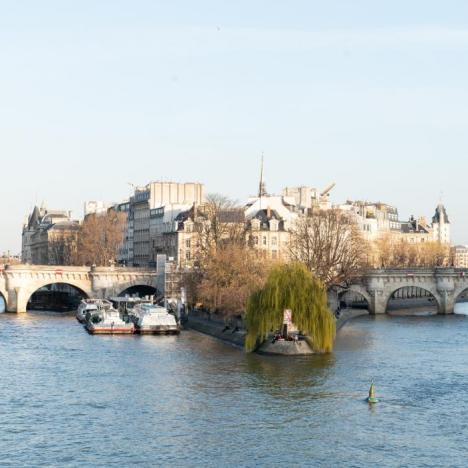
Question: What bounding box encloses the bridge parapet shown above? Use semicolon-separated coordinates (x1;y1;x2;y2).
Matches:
348;268;468;315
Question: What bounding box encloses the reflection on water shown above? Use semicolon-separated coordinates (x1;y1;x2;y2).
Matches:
0;295;5;313
244;353;336;398
0;311;467;466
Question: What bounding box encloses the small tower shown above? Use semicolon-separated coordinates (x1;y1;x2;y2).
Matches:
432;204;451;244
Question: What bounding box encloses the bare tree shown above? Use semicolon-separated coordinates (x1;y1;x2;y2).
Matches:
373;238;450;268
288;209;368;287
184;194;269;317
195;194;246;259
74;210;126;266
196;243;269;318
48;233;78;265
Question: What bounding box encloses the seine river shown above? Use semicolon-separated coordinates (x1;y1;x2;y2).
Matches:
1;302;468;467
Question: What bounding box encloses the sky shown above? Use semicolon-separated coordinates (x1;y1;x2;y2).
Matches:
1;0;468;253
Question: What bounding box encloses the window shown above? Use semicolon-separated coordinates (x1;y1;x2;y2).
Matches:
252;219;260;231
272;237;277;246
186;239;191;248
272;250;278;259
263;236;267;245
253;236;258;245
186;251;191;261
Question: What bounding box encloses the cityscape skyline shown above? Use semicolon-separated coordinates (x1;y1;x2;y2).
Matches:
2;1;468;251
2;154;465;254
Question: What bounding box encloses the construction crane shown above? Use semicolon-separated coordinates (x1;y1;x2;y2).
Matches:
320;182;336;199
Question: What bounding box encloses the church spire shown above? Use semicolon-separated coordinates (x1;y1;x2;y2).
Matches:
258;152;267;198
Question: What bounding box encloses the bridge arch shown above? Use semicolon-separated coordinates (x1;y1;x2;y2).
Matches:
384;286;441;315
22;280;93;313
0;289;6;313
452;285;468;315
118;283;160;298
338;288;371;313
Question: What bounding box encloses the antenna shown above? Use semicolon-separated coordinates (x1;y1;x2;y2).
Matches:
259;152;264;198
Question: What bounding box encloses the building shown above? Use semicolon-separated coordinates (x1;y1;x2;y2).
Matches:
245;193;298;260
282;183;335;212
22;205;80;265
127;182;205;266
338;201;401;241
453;245;468;268
395;205;451;245
398;216;432;244
160;203;246;268
84;201;114;217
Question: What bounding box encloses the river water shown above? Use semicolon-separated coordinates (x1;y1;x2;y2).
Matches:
1;305;467;467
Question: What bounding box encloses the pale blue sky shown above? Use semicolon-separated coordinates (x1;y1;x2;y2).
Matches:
2;1;468;252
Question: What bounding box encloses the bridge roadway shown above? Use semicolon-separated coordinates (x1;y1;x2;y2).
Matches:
344;268;468;315
0;264;162;313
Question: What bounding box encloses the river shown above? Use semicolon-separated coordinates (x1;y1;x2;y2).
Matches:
0;304;467;467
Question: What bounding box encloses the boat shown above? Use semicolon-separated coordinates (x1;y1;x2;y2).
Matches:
109;296;153;315
85;307;135;335
130;303;180;335
76;299;113;323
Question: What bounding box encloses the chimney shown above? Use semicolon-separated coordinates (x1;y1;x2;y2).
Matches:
267;206;271;218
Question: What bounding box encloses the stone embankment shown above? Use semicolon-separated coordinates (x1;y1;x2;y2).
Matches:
185;312;246;348
186;308;366;353
336;308;369;331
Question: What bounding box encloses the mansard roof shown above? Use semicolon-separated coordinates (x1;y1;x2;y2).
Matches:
401;217;430;234
250;209;285;230
49;221;80;231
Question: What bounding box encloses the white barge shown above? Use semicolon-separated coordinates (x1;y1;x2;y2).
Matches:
76;299;113;323
130;303;180;335
85;307;135;335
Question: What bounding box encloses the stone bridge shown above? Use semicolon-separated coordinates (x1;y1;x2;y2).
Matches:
0;264;163;312
343;268;468;315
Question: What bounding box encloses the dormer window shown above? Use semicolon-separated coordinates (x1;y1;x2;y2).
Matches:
270;219;279;231
251;219;261;231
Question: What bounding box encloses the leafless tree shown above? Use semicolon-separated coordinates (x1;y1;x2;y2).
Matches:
288;209;368;287
184;194;270;317
196;243;269;318
48;234;78;265
195;193;247;258
373;236;450;268
74;210;126;266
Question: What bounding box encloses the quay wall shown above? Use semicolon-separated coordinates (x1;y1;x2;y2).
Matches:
185;314;246;348
186;309;362;350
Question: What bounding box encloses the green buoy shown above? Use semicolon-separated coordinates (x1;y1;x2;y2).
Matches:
368;382;379;404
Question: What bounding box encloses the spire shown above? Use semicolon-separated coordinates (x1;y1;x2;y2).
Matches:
258;152;267;198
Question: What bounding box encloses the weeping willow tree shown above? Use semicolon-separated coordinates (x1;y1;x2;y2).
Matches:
245;263;336;353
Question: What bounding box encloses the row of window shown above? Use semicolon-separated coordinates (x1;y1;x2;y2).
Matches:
252;236;278;246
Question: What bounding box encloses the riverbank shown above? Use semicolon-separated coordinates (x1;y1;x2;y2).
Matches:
336;308;369;331
186;308;362;351
185;313;246;348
